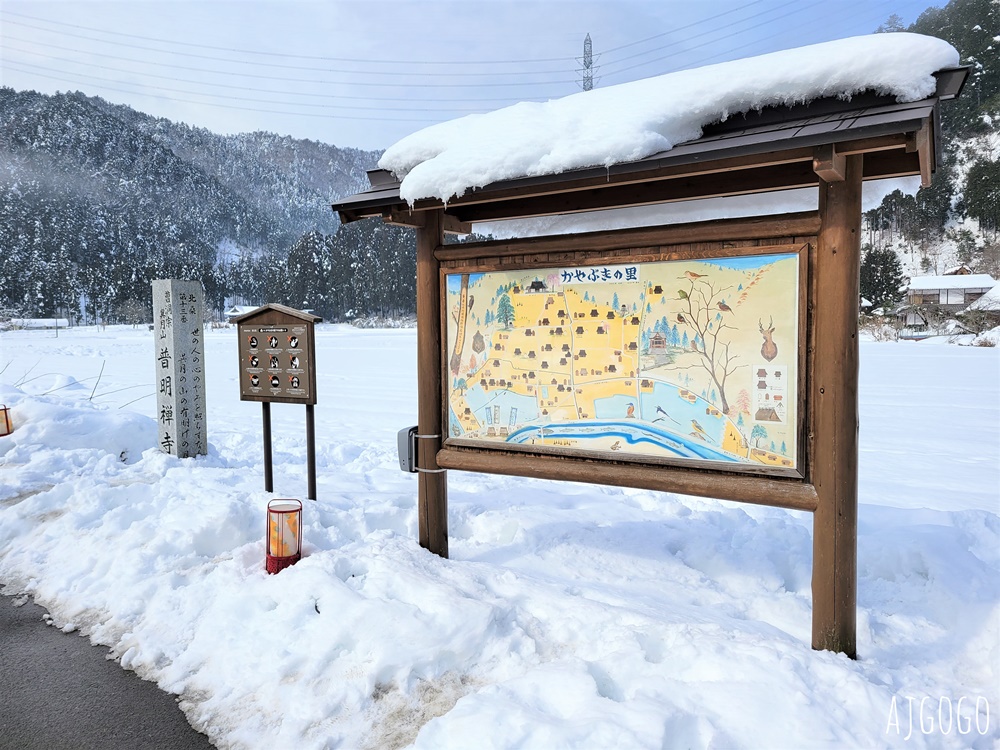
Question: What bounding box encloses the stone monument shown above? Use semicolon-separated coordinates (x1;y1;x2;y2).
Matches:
152;279;208;458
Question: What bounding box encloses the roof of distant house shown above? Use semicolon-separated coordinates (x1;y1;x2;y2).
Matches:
942;264;973;275
965;282;1000;312
906;274;996;291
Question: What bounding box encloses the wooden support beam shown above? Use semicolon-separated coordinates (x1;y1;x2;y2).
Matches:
435;212;821;262
905;123;933;186
383;208;424;229
436;448;819;512
449;161;819;224
811;154;862;658
386;209;471;235
415;210;449;558
442;214;473;236
813;144;846;182
411;148;818;213
917;124;932;188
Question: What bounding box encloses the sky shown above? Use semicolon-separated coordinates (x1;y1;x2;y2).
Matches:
0;0;949;152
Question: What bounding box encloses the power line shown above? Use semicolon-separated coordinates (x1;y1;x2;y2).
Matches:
0;63;451;123
1;43;545;105
1;60;504;113
599;0;769;55
666;0;900;76
0;36;577;89
0;19;571;78
600;0;821;79
0;11;577;67
600;0;898;80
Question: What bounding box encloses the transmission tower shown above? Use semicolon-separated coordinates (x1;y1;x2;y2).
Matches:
579;33;599;91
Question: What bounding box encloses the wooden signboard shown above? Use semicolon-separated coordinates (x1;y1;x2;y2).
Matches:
234;304;322;499
435;228;818;511
331;67;970;657
237;305;319;405
443;246;805;478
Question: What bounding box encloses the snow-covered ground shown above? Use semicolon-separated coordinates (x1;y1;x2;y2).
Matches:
1;324;997;749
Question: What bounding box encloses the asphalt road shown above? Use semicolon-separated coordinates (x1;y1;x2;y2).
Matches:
0;591;214;750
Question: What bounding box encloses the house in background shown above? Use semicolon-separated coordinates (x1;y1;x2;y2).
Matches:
900;273;996;329
224;304;258;323
962;282;1000;328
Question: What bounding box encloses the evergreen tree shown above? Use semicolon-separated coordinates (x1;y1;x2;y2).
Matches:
860;245;905;309
964;158;1000;239
497;294;515;328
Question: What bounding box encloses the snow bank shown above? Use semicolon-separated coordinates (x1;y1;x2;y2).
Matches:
379;33;959;204
0;326;997;749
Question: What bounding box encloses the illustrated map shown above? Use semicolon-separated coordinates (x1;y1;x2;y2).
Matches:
445;252;800;469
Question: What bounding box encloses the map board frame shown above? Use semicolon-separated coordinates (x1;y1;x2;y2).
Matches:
237;305;320;406
441;242;809;480
437;230;817;500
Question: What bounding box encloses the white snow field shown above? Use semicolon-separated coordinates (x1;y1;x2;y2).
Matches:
0;324;997;749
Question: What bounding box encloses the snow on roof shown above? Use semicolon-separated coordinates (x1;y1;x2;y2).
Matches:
965;283;1000;312
907;274;996;291
379;33;959;205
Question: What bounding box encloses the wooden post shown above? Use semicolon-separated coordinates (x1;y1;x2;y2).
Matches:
811;154;862;657
415;209;449;557
306;403;316;500
262;402;273;493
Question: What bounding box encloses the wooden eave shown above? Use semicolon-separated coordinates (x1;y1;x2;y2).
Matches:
332;67;968;227
232;303;323;324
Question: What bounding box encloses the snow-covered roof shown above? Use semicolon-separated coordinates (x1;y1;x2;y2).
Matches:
379;33;959;204
942;264;973;275
907;274;996;291
965;283;1000;312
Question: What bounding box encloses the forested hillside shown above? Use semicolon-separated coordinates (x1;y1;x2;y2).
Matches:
0;87;381;322
860;0;999;308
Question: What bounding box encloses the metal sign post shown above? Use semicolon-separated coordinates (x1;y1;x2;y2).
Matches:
234;304;321;499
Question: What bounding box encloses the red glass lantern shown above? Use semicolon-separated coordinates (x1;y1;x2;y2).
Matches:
266;499;302;574
0;405;12;437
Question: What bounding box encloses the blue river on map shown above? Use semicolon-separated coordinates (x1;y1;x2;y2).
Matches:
505;420;736;462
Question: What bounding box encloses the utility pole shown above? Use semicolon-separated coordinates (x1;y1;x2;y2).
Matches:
580;33;596;91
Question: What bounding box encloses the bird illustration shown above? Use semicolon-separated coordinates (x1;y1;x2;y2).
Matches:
718;301;734;314
691;419;709;436
626;403;635;418
690;340;699;351
676;313;687;324
656;405;680;425
677;289;689;300
684;271;706;280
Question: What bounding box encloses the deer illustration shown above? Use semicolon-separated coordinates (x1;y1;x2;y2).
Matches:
759;317;778;362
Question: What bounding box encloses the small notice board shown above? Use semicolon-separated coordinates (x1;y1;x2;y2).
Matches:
236;304;321;405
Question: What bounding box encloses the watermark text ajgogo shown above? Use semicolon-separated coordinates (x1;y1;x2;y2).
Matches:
886;695;991;740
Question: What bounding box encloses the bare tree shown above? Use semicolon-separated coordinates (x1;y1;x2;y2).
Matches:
671;275;746;414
